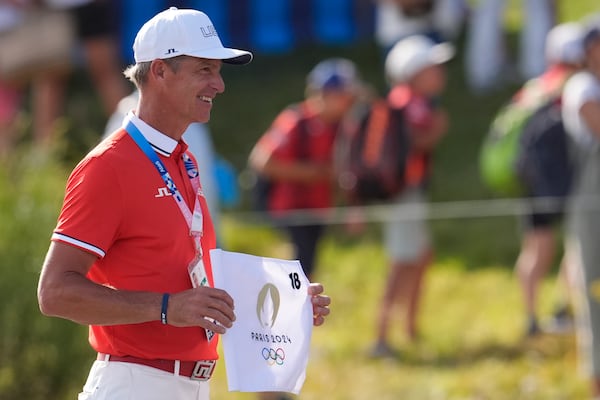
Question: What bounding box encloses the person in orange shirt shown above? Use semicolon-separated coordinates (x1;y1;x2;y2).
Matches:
37;8;330;400
370;35;453;358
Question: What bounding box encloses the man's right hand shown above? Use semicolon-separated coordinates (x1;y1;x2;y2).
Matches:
167;287;236;333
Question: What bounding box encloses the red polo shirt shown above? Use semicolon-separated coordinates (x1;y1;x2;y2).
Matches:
52;113;217;361
254;101;337;212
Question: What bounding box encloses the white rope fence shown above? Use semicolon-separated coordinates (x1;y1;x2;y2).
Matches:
224;195;600;226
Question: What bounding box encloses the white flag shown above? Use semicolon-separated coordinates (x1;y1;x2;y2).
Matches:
210;249;313;394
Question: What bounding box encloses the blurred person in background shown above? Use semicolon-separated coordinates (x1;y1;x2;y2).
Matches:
248;58;361;282
374;0;468;55
511;22;586;337
465;0;556;93
369;35;452;358
32;0;128;147
562;17;600;399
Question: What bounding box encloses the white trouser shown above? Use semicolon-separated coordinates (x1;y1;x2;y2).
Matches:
78;359;210;400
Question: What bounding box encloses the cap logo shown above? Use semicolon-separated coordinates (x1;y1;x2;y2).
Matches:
165;48;177;55
200;25;218;38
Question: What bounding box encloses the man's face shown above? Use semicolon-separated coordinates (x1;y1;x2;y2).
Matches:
162;56;225;124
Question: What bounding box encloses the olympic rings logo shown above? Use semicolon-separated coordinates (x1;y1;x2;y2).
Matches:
262;347;285;366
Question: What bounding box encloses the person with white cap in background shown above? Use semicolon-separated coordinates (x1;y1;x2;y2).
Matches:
36;8;330;400
510;22;586;338
562;16;600;399
369;35;453;358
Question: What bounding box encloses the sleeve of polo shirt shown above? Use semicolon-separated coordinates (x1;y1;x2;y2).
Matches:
258;108;302;161
52;155;123;258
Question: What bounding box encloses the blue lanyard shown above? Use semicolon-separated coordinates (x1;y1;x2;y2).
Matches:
125;121;204;248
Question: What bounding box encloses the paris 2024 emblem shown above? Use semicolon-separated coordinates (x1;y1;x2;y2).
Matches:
256;283;280;328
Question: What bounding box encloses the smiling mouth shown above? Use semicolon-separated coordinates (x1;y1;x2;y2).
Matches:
199;96;213;105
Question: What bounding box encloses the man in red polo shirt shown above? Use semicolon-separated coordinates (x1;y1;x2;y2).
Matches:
37;7;330;400
249;58;360;280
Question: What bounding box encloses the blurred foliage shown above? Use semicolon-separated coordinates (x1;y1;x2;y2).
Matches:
0;149;93;399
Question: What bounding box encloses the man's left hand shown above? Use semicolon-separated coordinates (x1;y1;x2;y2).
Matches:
308;283;331;326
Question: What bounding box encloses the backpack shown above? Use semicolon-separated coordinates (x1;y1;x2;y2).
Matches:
336;99;410;203
516;99;573;199
251;108;309;212
479;102;533;196
479;77;566;197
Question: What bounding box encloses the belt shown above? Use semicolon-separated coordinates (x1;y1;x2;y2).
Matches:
97;353;216;381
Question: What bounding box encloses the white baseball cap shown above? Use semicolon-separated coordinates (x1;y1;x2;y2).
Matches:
385;35;454;84
545;23;585;65
133;7;252;65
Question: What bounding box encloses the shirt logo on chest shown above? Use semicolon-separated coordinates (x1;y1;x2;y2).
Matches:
154;187;172;198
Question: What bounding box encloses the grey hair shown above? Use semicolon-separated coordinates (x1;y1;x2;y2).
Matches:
123;57;185;88
123;62;150;88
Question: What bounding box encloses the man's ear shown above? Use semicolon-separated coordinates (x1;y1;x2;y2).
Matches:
149;59;168;80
